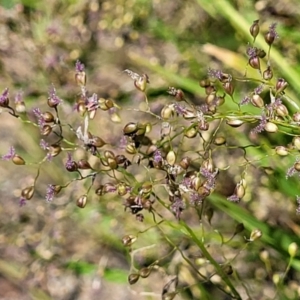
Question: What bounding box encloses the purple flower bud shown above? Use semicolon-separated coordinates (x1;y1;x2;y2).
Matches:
2;146;16;160
46;184;56;202
75;60;85;72
19;197;27;207
65;152;78;172
0;88;9;108
48;85;62;108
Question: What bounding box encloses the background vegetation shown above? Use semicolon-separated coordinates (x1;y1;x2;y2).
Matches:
1;0;300;299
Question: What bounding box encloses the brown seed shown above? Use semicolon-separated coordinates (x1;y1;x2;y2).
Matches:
123;122;138;135
41;125;52;136
265;31;275;45
122;235;137;247
139;266;152;278
76;195;87;208
263;66;273;80
49;144;61;157
249;56;260;70
91;136;106;148
77;159;92;169
12;155;25;165
179;157;191;170
275;78;288;94
21;186;34;200
128;273;140;285
250;20;259;38
42;111;55;123
294;162;300;172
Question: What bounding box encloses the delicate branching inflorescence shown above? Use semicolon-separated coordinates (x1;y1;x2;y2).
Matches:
1;19;300;299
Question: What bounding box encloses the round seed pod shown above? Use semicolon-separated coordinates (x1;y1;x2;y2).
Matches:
223;81;234;96
276;104;288;118
141;182;152;194
136;124;146;136
139;266;153;278
226;119;244;127
115;155;127;165
264;122;278;133
117;183;127;196
128;273;140;285
251;94;264;108
199;79;210;88
42;112;55;123
126;143;137;154
214;136;226;145
66;160;78;172
104;150;115;159
77;159;92;169
179;157;191;170
107;157;118;169
12;155;25;165
235;182;245;199
288;242;298;258
161;105;174;120
275;146;289;156
15;101;26;113
215;95;225;106
184;127;197;138
250;229;262;241
202;158;213;173
292;136;300;150
205;92;216;105
49;144;62;157
122;235;137;247
77;102;87;116
21;186;34;200
249;56;260;70
294;162;300;172
76;195;87;208
166;150;176;166
53;185;62;195
134;74;149;92
275;78;288;94
205;85;216;95
265;31;275;45
198;120;209;131
123;122;138;135
263;66;273;80
250;20;259;38
91;136;106;148
293;112;300;123
41;125;52;136
75;71;86;86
